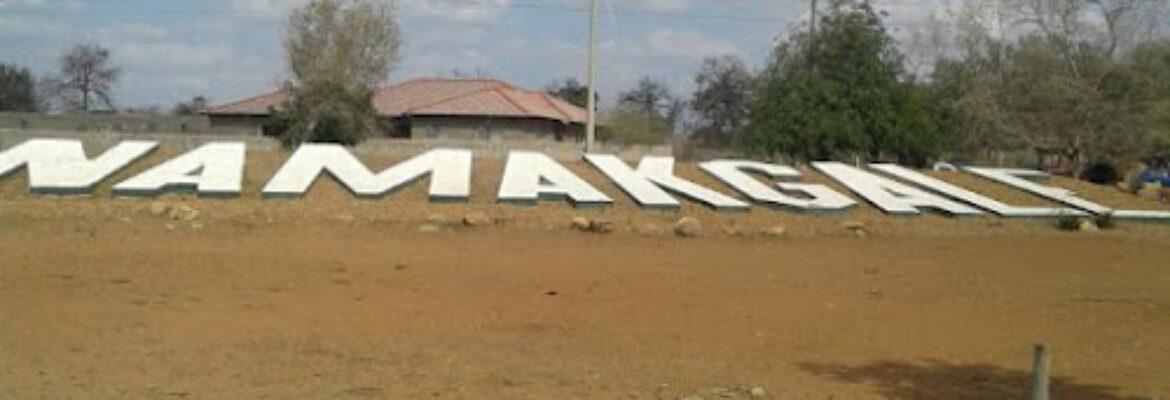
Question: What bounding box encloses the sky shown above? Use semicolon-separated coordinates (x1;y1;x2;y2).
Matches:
0;0;948;110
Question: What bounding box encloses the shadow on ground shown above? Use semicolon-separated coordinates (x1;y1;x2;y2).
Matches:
798;359;1146;400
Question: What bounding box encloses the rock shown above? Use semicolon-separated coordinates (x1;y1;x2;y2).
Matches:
425;213;448;225
722;225;743;236
164;223;176;231
673;217;702;237
169;204;200;221
1079;219;1100;232
710;386;736;398
588;218;613;234
462;211;491;227
148;201;169;216
190;222;204;230
749;386;766;398
678;396;705;400
762;226;787;237
335;213;355;223
843;220;868;236
571;216;591;231
637;223;662;236
418;224;442;233
843;220;866;232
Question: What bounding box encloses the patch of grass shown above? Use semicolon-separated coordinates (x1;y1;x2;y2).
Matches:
1095;213;1116;230
1056;215;1082;231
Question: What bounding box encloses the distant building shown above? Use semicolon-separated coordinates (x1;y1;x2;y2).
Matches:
204;78;586;142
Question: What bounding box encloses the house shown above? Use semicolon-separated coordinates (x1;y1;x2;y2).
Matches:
204;78;587;142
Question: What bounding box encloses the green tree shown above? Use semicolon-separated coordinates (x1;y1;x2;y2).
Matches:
172;95;209;115
691;55;754;146
276;0;401;146
0;63;38;112
599;109;672;145
618;76;682;129
747;0;940;166
545;78;590;108
930;0;1168;170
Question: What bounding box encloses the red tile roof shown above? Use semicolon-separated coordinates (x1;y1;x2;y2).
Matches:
205;78;586;124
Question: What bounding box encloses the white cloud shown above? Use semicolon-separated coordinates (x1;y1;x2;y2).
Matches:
0;0;46;8
643;29;739;58
400;0;511;24
627;0;688;11
229;0;307;19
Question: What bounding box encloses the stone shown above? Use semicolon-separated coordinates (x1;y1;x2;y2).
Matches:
169;204;200;221
425;213;447;225
721;225;743;236
637;223;662;236
571;216;591;231
844;220;868;236
335;213;356;223
164;223;176;231
462;211;491;227
588;218;613;234
148;201;169;216
673;217;702;237
1079;219;1100;232
762;226;787;237
843;220;866;232
749;386;766;398
418;224;442;233
190;222;204;230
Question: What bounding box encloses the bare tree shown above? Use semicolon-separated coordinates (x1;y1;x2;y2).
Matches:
51;44;120;112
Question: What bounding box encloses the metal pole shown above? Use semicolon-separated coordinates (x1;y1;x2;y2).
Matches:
808;0;818;70
585;0;598;152
1031;343;1051;400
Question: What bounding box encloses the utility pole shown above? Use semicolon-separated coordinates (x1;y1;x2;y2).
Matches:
808;0;818;69
585;0;598;152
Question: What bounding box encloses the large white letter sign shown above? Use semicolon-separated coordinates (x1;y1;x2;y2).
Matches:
699;160;855;212
262;145;471;200
584;154;749;211
113;142;245;198
262;145;470;199
498;151;611;207
813;162;983;216
0;139;157;194
870;164;1084;218
964;167;1170;221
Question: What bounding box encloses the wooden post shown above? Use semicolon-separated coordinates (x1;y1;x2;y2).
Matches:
1031;343;1050;400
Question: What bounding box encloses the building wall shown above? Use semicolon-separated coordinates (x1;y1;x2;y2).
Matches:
0;112;267;136
408;116;583;143
207;115;267;136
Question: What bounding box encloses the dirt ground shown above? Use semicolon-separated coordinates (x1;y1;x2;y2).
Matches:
2;151;1170;399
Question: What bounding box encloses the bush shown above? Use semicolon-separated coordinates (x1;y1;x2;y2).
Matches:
1056;215;1082;231
1094;213;1116;230
599;110;671;145
1081;162;1121;185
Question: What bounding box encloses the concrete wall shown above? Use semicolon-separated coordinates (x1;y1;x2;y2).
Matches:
409;116;583;143
0;129;281;153
206;115;266;136
0;129;673;162
0;112;261;136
